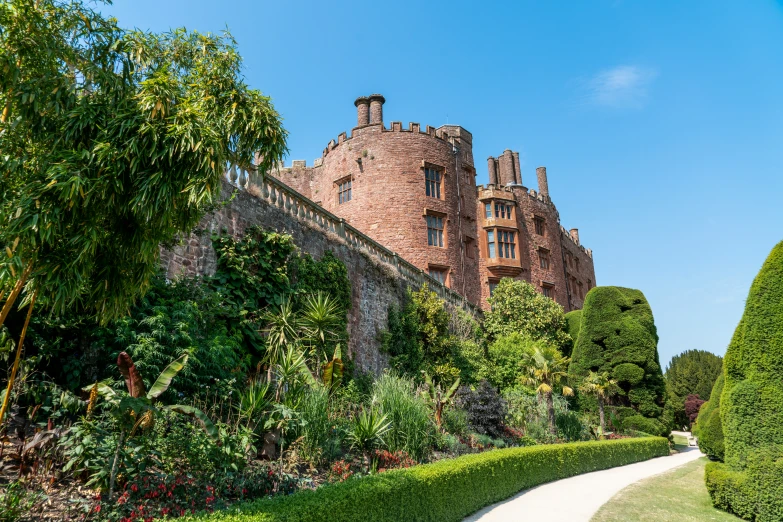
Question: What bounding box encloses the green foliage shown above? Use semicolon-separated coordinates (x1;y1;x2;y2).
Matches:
664;349;723;429
563;309;582;357
372;373;436;462
620;415;667;437
706;457;783;522
211;226;296;354
96;274;246;401
0;0;286;320
569;286;666;423
484;333;537;391
178;438;670;522
381;285;462;385
694;373;725;461
296;384;336;465
0;481;44;521
348;407;391;465
710;241;783;521
484;278;571;348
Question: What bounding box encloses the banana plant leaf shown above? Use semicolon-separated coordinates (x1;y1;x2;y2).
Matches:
117;352;146;398
147;354;189;400
165;404;218;441
322;344;343;388
81;380;119;406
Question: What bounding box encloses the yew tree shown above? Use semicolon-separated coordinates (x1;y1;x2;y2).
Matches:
0;0;286;420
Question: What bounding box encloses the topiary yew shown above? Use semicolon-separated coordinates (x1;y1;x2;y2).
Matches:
563;310;582;358
708;241;783;520
694;373;725;461
568;287;666;424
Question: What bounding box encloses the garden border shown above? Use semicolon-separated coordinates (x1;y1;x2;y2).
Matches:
181;437;669;522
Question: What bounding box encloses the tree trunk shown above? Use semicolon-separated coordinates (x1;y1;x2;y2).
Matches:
547;392;557;436
598;398;606;437
0;290;37;424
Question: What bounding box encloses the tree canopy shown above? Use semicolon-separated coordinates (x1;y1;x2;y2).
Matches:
664;349;723;428
0;0;287;322
484;278;570;348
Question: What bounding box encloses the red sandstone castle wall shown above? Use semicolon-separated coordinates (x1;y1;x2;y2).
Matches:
276;99;482;306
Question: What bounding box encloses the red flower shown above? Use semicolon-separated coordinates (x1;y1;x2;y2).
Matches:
93;504;102;513
131;484;139;492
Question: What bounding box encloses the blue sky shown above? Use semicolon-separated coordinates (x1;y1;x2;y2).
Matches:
102;0;783;369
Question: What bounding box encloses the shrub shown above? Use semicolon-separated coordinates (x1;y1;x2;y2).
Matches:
694;373;725;461
621;415;667;437
483;334;536;391
711;241;783;520
0;481;44;522
455;380;507;438
442;406;468;437
683;394;705;424
179;438;669;522
372;373;436;462
563;309;582;357
484;279;571;349
569;287;666;424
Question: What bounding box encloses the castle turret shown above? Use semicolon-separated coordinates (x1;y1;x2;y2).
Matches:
369;94;385;125
569;228;580;244
536;166;549;198
355;96;370;126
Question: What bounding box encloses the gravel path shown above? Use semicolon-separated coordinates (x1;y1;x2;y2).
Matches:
463;447;703;522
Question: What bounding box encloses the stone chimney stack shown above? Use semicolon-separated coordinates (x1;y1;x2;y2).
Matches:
569;228;580;244
369;94;385;125
512;152;522;185
536;166;549;198
354;96;370;126
487;157;498;185
499;149;516;186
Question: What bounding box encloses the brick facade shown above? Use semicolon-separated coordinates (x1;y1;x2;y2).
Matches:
274;94;596;311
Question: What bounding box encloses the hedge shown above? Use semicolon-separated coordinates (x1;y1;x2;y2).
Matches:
569;287;666;422
711;240;783;521
563;309;582;357
694;373;724;461
181;438;669;522
706;457;783;522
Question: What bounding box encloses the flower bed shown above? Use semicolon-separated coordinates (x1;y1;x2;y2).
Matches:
180;437;669;522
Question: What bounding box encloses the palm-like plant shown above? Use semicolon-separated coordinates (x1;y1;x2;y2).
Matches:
578;371;621;436
520;342;574;435
298;292;342;357
348;406;391;472
262;299;299;366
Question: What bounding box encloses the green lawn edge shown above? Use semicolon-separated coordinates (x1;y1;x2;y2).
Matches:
592;457;742;522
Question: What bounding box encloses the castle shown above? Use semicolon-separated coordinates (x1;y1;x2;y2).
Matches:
273;94;596;311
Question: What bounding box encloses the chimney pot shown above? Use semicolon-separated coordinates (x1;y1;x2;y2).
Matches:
354;96;370;127
369;93;385;125
487;157;498;185
536;166;549;198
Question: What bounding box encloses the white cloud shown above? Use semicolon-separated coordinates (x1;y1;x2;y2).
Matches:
580;65;657;109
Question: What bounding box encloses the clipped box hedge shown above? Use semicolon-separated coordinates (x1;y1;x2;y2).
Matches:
182;438;668;522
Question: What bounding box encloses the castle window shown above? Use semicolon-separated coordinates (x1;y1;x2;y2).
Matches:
338;179;352;204
534;216;545;236
489;279;500;295
575;258;580;272
498;230;516;259
425;168;442;199
539;248;550;269
429;266;448;285
588;278;593;290
485;203;492;219
578;281;584;299
426;214;444;247
486;230;496;258
542;284;554;299
495;203;513;219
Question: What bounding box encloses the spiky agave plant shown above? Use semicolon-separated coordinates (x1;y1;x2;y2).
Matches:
348;406;391;473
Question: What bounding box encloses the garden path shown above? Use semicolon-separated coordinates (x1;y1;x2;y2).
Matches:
463;446;703;522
